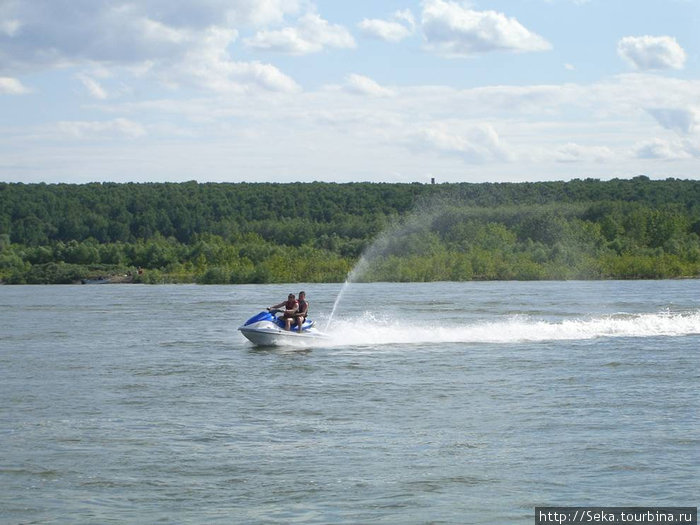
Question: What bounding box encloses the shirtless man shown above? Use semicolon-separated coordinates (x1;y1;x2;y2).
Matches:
269;293;298;331
294;291;309;332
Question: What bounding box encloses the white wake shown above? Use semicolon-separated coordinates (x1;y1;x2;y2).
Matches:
322;310;700;347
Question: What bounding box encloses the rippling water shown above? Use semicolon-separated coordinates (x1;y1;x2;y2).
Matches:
2;281;698;524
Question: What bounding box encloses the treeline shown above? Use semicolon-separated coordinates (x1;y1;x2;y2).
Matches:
1;177;699;283
356;201;700;281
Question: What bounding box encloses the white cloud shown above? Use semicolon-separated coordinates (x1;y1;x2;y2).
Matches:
77;73;109;99
1;18;21;37
0;0;299;94
555;143;614;163
121;0;301;29
221;0;302;27
646;107;699;135
0;3;195;69
395;9;417;30
228;61;300;93
57;118;147;139
177;26;299;93
358;9;415;43
344;74;394;97
633;138;694;160
683;141;700;159
0;1;301;94
245;12;356;54
358;19;412;43
617;36;686;71
7;42;700;183
412;122;510;163
543;0;591;4
0;76;30;94
421;0;551;57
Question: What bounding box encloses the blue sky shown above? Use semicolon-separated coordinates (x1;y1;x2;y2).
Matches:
1;0;698;184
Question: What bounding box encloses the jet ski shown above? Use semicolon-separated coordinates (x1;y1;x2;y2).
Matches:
238;309;327;346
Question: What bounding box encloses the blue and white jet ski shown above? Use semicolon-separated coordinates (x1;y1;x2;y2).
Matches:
238;309;326;346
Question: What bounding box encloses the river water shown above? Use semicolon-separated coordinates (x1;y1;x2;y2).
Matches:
1;281;698;524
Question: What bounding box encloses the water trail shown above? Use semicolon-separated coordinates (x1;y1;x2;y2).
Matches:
321;310;700;348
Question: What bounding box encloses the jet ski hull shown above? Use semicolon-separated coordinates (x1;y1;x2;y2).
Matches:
238;311;326;346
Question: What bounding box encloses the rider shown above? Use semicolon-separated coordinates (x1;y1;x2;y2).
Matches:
294;291;309;332
269;293;298;331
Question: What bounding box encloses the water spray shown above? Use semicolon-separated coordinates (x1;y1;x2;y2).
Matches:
325;208;444;330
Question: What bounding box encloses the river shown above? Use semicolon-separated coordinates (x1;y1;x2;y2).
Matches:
1;281;698;524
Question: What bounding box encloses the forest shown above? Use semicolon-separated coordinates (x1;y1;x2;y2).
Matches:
1;176;699;284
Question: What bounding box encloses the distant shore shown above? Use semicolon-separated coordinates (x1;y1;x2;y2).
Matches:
2;178;699;284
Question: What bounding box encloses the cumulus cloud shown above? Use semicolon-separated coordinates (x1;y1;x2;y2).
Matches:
244;12;356;54
633;138;694;160
0;1;301;93
395;9;417;29
344;74;394;97
204;0;301;27
412;122;510;163
646;107;699;135
228;61;300;93
555;142;614;163
1;2;197;69
617;36;686;71
0;0;300;94
0;76;30;94
358;9;416;43
421;0;551;56
176;26;299;92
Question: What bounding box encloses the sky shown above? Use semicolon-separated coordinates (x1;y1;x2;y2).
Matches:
1;0;698;184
